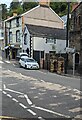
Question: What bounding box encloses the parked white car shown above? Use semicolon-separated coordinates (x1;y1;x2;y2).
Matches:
19;56;39;69
16;52;29;60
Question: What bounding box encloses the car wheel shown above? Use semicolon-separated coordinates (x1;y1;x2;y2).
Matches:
25;65;27;69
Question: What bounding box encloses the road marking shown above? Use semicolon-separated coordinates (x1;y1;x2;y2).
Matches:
12;98;18;103
8;83;18;86
27;109;36;116
38;71;47;74
2;91;7;94
0;116;16;119
31;105;70;118
6;94;12;98
19;103;27;109
5;61;10;63
0;89;2;91
4;86;24;95
24;94;32;105
0;61;3;64
13;64;15;66
38;116;45;120
3;84;6;89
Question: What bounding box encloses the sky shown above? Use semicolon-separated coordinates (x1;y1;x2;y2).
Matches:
0;0;22;8
0;0;82;8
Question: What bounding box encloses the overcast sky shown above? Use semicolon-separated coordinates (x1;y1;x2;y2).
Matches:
0;0;22;8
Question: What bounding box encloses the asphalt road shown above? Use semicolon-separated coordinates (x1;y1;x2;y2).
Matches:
0;57;82;119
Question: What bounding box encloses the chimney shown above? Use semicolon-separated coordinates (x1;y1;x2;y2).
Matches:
72;3;79;11
13;13;17;16
39;0;50;7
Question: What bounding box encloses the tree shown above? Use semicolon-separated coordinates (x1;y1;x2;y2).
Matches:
8;0;23;16
22;1;38;12
1;4;8;20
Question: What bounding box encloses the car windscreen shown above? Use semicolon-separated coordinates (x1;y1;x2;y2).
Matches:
26;59;36;62
21;54;28;57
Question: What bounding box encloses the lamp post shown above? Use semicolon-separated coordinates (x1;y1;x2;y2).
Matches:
65;2;70;74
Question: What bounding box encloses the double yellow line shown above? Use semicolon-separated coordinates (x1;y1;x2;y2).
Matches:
0;116;20;120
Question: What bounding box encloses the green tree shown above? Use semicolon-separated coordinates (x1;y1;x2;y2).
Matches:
8;0;23;16
22;1;38;12
1;4;8;20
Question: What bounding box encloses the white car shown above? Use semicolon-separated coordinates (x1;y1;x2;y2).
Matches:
16;52;29;60
19;56;39;69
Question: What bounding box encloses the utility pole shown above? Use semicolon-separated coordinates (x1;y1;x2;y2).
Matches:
65;2;70;74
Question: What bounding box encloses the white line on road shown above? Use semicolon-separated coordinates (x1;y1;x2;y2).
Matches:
12;98;18;103
0;89;2;91
4;87;24;95
13;64;15;66
27;109;36;116
5;61;10;63
38;71;47;74
38;117;45;120
3;91;7;94
31;105;70;118
8;83;18;86
19;103;27;109
24;94;32;105
0;61;3;64
6;94;12;98
3;84;6;89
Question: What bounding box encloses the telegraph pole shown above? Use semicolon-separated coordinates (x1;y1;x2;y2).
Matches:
65;2;70;74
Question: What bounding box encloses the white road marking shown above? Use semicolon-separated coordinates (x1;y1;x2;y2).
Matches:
24;94;32;105
19;103;27;109
38;71;47;74
31;105;70;118
38;117;45;120
4;87;24;95
12;98;18;103
8;83;18;86
27;109;36;116
5;61;10;63
6;94;12;98
3;91;7;94
0;89;2;91
13;64;15;66
18;95;25;98
0;61;3;64
3;84;6;89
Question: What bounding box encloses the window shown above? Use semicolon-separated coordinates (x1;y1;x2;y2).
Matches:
46;38;56;44
24;34;27;45
16;30;20;42
9;32;12;42
10;21;11;28
16;18;19;27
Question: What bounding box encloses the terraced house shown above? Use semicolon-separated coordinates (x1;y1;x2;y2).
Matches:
69;2;82;72
4;1;65;61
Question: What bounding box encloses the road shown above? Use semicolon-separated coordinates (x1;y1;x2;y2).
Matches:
0;55;82;119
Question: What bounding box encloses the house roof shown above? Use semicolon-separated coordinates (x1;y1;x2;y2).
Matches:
25;24;66;40
72;2;82;12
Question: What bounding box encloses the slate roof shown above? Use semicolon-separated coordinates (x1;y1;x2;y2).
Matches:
25;24;66;40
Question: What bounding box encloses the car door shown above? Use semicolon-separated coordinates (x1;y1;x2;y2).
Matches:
21;58;25;67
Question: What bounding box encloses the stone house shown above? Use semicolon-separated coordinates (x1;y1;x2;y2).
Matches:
69;2;82;71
